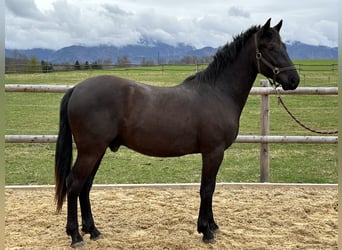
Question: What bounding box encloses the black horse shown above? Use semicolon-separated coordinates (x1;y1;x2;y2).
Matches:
55;19;299;247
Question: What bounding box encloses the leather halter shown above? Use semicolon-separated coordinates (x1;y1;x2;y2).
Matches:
254;34;296;87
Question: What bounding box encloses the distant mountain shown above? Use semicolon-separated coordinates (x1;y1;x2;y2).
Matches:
5;41;337;64
5;48;55;61
285;41;337;60
186;46;217;58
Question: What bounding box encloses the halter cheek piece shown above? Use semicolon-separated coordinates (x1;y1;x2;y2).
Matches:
254;34;296;87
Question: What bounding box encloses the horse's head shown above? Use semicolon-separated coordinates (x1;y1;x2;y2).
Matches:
255;18;300;90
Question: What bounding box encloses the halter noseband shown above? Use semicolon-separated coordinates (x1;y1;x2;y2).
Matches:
254;34;296;87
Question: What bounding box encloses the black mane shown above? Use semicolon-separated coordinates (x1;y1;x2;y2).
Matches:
186;25;260;83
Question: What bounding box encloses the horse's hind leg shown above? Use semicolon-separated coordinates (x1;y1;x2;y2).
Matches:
197;149;224;243
66;150;105;248
80;155;104;240
66;171;83;247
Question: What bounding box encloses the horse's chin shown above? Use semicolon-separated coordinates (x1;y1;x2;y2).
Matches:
281;83;298;91
278;75;300;90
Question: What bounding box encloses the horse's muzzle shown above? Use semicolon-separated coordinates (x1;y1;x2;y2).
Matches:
282;73;300;90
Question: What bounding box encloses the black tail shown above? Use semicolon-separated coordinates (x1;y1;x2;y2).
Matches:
55;87;74;213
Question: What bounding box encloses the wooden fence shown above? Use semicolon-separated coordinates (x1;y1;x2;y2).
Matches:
5;81;338;182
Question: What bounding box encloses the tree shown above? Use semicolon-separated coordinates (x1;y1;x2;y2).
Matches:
26;55;40;72
202;55;214;64
91;61;103;70
104;58;112;65
74;60;81;70
84;61;90;70
181;55;199;65
140;57;155;66
116;55;131;67
41;60;53;73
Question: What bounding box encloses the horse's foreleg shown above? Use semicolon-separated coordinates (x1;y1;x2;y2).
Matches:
197;149;224;243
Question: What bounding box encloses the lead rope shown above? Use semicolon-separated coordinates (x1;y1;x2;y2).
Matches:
274;88;338;135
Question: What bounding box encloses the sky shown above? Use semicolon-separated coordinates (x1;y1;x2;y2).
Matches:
5;0;338;50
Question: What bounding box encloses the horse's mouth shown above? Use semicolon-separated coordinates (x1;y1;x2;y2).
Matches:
280;74;300;90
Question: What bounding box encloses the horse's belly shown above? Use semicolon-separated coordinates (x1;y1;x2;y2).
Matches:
121;128;199;157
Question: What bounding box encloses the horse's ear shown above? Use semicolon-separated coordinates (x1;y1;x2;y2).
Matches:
260;18;271;35
273;20;283;32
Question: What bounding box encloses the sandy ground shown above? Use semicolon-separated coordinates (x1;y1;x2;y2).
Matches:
5;184;338;250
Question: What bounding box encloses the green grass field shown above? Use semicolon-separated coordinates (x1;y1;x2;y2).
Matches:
4;60;338;185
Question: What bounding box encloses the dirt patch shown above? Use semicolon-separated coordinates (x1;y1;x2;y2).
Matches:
5;185;338;249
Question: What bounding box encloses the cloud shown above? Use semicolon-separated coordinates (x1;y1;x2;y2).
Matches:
5;0;45;20
101;3;133;17
314;20;338;47
5;0;338;50
228;6;250;18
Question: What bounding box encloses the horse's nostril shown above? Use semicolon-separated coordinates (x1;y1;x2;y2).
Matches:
290;76;299;85
287;76;300;90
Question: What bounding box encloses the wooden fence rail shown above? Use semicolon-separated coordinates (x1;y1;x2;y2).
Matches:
5;81;338;182
4;134;338;144
4;84;338;95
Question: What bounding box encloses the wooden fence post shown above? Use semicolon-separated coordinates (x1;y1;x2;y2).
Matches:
260;80;270;182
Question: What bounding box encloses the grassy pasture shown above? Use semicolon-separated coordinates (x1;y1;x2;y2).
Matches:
4;60;338;185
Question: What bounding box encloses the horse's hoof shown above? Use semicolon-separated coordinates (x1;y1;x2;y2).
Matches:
70;240;85;248
202;231;216;244
91;233;104;241
89;228;103;240
203;237;216;244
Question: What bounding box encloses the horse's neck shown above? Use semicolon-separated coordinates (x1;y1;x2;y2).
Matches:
182;39;258;113
216;48;258;111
